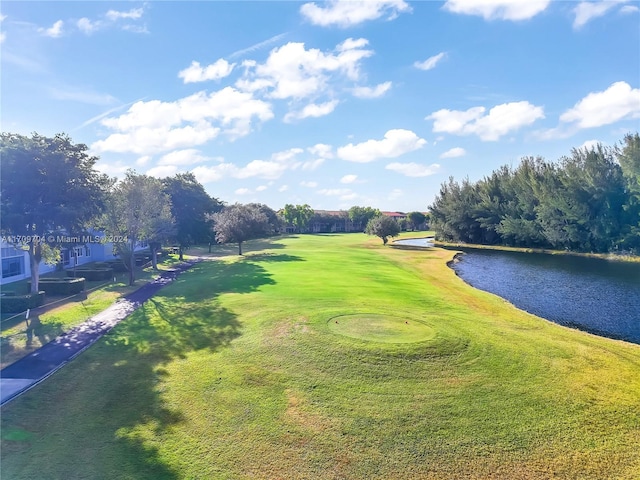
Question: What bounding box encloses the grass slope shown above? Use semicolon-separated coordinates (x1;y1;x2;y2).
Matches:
2;234;639;479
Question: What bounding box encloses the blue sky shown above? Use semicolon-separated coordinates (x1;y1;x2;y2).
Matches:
2;1;639;212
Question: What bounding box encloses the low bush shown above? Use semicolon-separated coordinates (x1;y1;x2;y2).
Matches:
0;291;45;313
66;268;114;281
103;260;129;272
28;278;85;296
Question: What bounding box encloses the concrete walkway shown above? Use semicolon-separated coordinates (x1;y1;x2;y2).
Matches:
0;259;201;406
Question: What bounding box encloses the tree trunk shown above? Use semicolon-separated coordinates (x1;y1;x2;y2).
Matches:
208;242;212;253
29;242;41;294
128;239;136;286
238;241;243;255
151;247;158;270
179;246;184;260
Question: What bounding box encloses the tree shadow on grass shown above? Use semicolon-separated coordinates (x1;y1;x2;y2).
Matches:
244;252;305;263
188;235;289;258
0;260;272;480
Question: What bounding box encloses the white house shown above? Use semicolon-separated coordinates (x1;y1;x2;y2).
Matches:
1;234;148;286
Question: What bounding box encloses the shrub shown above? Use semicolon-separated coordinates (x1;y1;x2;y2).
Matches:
28;278;85;295
66;268;114;281
0;291;45;313
103;260;128;272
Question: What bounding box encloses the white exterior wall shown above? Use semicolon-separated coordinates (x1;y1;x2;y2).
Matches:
0;239;142;286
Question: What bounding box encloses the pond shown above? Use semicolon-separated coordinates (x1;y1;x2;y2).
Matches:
393;237;435;247
449;248;640;345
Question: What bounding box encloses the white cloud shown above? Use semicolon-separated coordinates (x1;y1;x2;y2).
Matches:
300;0;411;27
271;148;304;163
559;81;640;128
256;185;268;192
443;0;550;21
340;174;358;184
136;155;152;166
92;124;221;155
178;59;235;83
0;15;6;43
620;4;639;14
278;185;289;192
440;147;466;158
579;139;601;150
352;81;392;98
235;188;251;195
317;188;355;201
106;8;144;21
239;160;289;179
147;165;179;178
414;52;446;71
158;149;211;166
307;143;333;158
75;7;145;35
77;17;101;34
301;158;325;170
237;39;373;100
284;100;339;122
337;129;427;163
573;1;629;29
93;87;273;154
189;147;305;184
95;161;130;177
385;162;441;177
39;20;64;38
426;101;545;141
191;164;238;184
300;181;319;188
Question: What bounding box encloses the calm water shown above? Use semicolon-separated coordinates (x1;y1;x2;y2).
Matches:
450;249;640;344
393;237;435;247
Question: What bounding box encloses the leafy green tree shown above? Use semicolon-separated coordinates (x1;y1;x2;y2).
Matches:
348;206;381;231
407;211;427;231
429;177;483;243
102;172;174;285
281;204;314;233
163;173;222;259
616;133;640;253
210;203;272;255
248;203;282;234
496;157;548;247
0;132;109;292
365;215;401;245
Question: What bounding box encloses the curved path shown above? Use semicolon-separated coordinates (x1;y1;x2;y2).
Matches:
0;259;201;407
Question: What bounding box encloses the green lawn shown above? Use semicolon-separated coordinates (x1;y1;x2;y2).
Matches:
2;234;639;479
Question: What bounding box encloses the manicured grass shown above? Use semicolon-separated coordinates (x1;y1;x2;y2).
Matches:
2;234;639;479
0;255;183;368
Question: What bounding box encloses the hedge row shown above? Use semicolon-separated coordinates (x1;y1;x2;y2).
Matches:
27;278;85;295
0;291;45;313
66;268;114;281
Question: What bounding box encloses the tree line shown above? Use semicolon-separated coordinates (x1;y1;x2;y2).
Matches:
429;133;640;255
0;133;289;290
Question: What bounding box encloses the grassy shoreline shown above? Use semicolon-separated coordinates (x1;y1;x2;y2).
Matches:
2;234;639;479
433;240;640;263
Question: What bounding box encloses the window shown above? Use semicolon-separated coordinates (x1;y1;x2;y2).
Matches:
1;247;21;258
2;256;24;278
